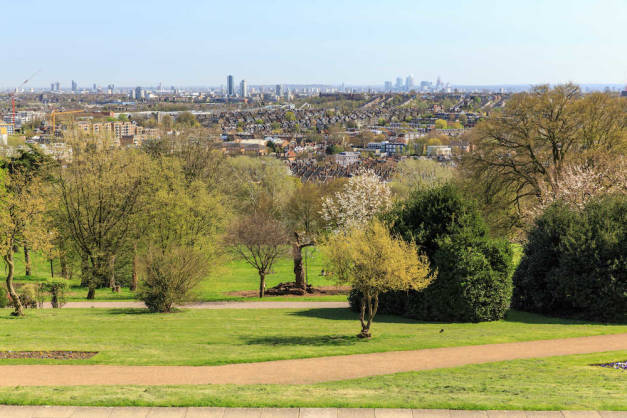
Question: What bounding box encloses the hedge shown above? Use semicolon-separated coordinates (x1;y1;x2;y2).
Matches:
513;195;626;322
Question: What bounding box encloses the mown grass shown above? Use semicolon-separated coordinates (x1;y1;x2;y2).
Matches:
0;351;625;410
9;247;343;302
0;308;625;366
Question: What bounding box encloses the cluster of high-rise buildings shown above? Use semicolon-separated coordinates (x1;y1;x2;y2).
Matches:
384;75;449;92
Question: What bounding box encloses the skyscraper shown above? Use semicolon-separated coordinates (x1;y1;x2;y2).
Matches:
240;79;248;97
384;81;393;91
71;80;78;92
395;77;403;89
135;86;144;100
227;75;234;96
405;75;414;91
275;84;282;97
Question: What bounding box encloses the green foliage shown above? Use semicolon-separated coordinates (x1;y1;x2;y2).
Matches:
368;184;514;322
38;280;68;308
0;285;8;308
175;111;199;128
16;283;38;309
434;119;448;129
513;195;626;322
325;144;344;155
138;246;209;312
390;158;453;197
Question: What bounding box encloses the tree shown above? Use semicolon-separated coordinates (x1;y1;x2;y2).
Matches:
285;111;296;122
222;156;295;216
463;84;626;230
527;156;626;219
513;195;626;322
285;182;324;288
226;213;289;298
0;148;52;316
175;111;199;128
323;220;431;338
55;144;151;299
321;170;391;232
390;158;453;197
367;184;514;322
435;119;448;129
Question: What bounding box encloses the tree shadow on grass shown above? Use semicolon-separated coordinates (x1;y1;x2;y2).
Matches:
241;334;358;346
105;308;159;315
288;308;427;324
503;309;627;326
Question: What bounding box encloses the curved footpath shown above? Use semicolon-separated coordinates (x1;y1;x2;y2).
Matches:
0;406;624;418
1;333;625;387
42;301;350;309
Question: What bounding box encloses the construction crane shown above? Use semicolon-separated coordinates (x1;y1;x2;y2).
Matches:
51;110;82;133
10;69;41;128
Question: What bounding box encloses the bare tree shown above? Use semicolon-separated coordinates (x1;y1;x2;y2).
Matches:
226;213;288;298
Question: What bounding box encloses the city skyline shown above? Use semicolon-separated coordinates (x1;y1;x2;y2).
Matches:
2;0;627;88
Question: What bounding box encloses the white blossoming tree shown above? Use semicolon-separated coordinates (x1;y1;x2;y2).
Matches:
321;170;392;232
528;157;626;219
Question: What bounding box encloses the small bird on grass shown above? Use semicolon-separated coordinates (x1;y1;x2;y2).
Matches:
439;329;444;333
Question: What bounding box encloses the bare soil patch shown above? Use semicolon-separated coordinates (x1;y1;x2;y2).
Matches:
228;282;350;298
0;351;98;360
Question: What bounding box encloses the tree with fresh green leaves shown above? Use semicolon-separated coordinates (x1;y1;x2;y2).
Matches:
55;143;151;299
323;220;431;338
0;147;52;316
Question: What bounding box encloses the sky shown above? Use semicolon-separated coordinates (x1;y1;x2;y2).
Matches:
3;0;627;88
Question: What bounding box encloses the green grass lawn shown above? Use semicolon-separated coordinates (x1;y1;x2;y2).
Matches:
0;308;625;366
9;247;344;302
9;244;524;303
0;351;625;410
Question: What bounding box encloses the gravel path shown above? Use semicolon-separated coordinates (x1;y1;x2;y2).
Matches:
0;333;624;387
42;301;349;309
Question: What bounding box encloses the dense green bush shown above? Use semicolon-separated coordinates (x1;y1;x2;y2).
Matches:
138;246;208;313
0;286;8;308
351;184;514;322
36;280;68;308
513;196;626;322
14;284;38;309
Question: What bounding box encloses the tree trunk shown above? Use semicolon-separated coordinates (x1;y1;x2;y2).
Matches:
130;244;138;291
4;252;24;316
87;286;96;300
357;292;378;338
109;255;116;289
50;259;54;277
259;272;266;298
24;246;31;276
293;243;305;289
60;255;68;279
80;255;89;286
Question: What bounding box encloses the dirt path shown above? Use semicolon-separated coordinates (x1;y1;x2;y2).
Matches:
42;301;349;309
1;334;624;387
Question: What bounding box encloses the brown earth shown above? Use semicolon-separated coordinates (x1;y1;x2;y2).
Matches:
0;333;625;387
0;351;98;360
228;284;350;298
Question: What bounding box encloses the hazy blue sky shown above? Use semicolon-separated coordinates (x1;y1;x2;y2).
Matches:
3;0;627;88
